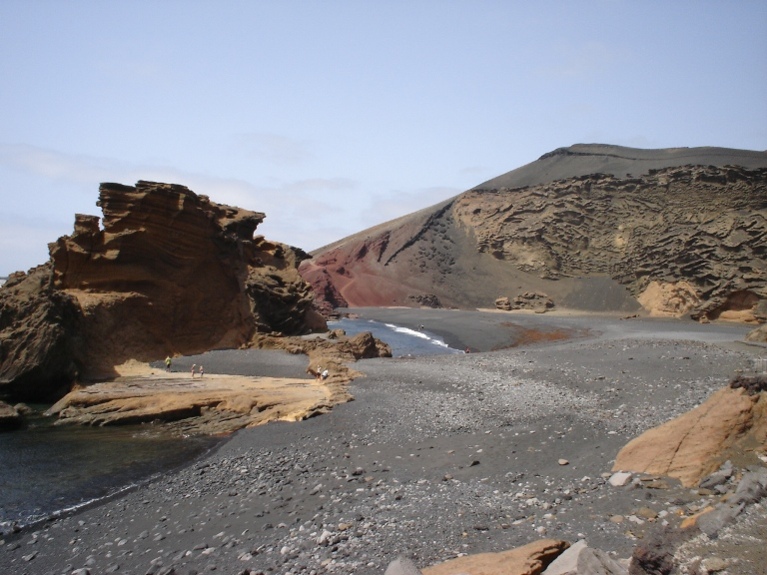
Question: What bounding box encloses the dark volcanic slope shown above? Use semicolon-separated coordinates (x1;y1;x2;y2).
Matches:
300;144;767;320
475;144;767;189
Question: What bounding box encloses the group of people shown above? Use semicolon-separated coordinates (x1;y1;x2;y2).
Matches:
164;357;204;378
307;365;330;380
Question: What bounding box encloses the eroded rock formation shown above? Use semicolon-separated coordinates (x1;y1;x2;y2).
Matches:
421;539;569;575
0;181;324;401
302;145;767;321
612;376;767;487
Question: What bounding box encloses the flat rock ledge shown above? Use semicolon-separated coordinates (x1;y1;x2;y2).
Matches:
39;330;391;436
46;369;348;437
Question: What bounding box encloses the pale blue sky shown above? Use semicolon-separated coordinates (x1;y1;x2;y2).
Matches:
1;1;766;276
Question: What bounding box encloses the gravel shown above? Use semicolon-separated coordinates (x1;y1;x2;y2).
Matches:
0;313;761;575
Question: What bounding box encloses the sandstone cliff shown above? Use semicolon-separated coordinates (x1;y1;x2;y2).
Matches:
0;181;324;401
301;145;767;321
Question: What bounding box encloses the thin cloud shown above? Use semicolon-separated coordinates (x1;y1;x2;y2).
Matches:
0;143;364;258
229;132;315;166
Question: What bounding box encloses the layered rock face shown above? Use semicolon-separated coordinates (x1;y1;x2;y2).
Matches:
0;181;323;401
302;145;767;321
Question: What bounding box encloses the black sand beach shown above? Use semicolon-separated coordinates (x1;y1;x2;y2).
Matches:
1;309;763;575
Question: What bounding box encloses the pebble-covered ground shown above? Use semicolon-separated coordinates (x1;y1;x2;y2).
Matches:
0;313;762;575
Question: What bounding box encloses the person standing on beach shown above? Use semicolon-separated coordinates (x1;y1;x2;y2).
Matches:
199;365;204;378
191;364;196;378
165;356;172;372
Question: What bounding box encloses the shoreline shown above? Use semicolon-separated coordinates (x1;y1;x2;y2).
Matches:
340;306;754;352
1;310;763;574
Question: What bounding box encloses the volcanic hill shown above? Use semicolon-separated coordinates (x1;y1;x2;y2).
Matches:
300;144;767;321
0;181;325;401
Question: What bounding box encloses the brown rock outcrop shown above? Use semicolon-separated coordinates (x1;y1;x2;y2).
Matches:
746;323;767;343
421;539;569;575
496;292;555;313
612;381;767;487
302;145;767;320
45;369;344;437
0;181;324;401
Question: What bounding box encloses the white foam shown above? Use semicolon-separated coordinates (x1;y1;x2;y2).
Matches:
384;323;450;348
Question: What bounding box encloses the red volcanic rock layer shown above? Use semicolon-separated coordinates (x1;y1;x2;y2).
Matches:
0;181;323;401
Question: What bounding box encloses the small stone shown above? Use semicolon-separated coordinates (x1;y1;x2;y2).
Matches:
558;459;569;466
609;515;625;523
636;507;658;520
609;471;632;486
701;557;728;572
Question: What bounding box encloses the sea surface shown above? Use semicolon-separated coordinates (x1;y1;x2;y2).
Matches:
0;411;219;533
328;317;464;357
0;319;461;533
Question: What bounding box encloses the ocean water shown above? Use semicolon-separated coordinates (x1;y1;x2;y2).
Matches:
0;412;219;533
328;317;464;357
0;319;457;532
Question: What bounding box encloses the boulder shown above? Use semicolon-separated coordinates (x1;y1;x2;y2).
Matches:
613;383;767;487
636;281;700;318
542;540;588;574
608;472;632;487
495;293;554;312
422;539;569;575
513;292;555;312
345;331;393;359
408;293;443;308
698;460;733;490
687;469;767;538
385;556;423;575
495;296;512;311
629;527;687;575
745;323;767;343
576;548;627;575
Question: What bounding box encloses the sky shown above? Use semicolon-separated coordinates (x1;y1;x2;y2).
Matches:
1;1;766;277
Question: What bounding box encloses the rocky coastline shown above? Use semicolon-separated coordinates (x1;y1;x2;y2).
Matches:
1;310;765;575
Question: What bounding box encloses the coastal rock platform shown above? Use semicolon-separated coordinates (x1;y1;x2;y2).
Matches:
45;366;346;437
